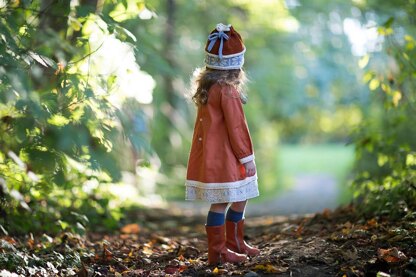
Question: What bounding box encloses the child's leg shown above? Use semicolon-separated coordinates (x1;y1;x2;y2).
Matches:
207;203;228;226
205;202;247;264
227;200;247;222
225;200;260;257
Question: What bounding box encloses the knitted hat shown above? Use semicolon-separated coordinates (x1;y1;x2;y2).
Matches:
204;23;246;70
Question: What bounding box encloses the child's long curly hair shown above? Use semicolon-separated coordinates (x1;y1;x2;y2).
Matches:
190;67;247;106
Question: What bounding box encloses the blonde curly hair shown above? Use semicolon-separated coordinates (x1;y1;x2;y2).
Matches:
190;67;247;106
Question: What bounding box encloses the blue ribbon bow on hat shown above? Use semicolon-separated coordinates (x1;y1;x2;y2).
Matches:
207;27;230;59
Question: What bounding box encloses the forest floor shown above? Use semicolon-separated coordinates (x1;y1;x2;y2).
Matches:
1;205;415;276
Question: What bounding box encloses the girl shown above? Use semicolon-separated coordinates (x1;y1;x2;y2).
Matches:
185;23;260;265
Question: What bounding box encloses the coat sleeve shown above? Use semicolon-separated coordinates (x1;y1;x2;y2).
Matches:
220;86;254;164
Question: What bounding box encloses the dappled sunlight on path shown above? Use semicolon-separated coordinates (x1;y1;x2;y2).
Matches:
247;174;339;216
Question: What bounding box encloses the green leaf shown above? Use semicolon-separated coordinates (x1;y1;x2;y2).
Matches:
25;148;60;174
57;220;69;230
404;35;414;42
28;51;55;68
392;90;401;106
68;16;83;32
369;79;380;90
405;41;415;51
406;153;416;166
112;25;137;42
377;154;388;167
358;54;370;69
363;71;374;83
383;17;394;28
48;114;70;126
70;211;89;225
107;75;117;88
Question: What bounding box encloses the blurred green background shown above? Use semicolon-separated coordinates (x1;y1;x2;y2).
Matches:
0;0;415;234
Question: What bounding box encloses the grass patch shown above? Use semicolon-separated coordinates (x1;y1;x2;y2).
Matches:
258;143;355;204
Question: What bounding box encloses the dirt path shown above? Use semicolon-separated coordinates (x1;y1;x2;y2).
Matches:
247;174;339;216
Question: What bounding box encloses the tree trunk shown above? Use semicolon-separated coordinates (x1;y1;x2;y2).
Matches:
163;0;177;109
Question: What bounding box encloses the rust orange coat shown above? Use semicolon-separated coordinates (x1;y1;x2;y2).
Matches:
185;83;259;203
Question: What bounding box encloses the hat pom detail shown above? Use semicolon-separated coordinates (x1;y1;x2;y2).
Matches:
216;23;231;32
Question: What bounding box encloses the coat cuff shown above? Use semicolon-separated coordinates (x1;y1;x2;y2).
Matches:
239;154;255;164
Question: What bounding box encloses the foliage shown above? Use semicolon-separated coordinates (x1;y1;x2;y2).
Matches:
351;1;416;216
0;0;153;234
0;233;91;275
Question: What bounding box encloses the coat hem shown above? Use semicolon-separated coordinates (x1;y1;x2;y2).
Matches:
185;177;259;204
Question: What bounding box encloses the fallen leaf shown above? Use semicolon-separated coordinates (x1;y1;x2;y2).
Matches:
165;266;178;274
377;247;407;263
76;263;89;277
188;258;198;264
3;236;17;245
177;245;200;258
342;227;351;235
103;244;113;261
142;246;153;256
295;224;304;237
388;234;407;242
120;234;134;240
212;267;227;275
322;208;332;218
343;248;358;260
254;264;288;273
26;238;35;249
121;223;140;234
178;265;188;273
129;269;145;275
343;221;353;229
367;218;378;227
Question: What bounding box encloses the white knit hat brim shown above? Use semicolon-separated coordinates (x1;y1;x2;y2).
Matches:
204;48;245;70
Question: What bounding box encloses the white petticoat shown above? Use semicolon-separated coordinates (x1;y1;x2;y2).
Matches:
185;174;259;203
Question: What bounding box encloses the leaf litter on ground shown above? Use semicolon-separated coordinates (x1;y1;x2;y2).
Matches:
0;204;415;276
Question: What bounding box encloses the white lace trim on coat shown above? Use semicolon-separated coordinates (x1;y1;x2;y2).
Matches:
185;176;259;203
